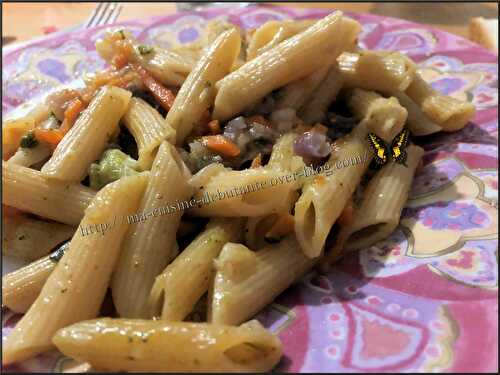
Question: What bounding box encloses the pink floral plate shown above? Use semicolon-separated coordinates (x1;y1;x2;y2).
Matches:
2;5;498;373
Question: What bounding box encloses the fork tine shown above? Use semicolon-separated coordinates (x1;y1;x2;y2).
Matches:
89;2;111;28
103;3;121;26
108;4;123;25
84;2;104;28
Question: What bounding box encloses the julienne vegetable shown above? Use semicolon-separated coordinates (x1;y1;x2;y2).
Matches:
33;128;64;150
201;135;241;157
131;63;176;112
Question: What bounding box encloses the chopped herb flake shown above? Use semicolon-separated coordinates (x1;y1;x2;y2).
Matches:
20;131;38;149
137;45;154;55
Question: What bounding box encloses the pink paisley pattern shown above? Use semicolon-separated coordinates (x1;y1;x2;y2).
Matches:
2;5;498;373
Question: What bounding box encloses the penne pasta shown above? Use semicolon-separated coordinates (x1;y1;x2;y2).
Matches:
405;73;476;131
151;218;244;321
190;132;303;218
41;86;132;182
166;29;241;144
213;12;360;122
338;50;417;93
267;132;305;172
246;21;282;60
2;163;95;226
209;238;317;325
122;97;176;170
1;12;480;372
346;88;408;142
275;65;331;111
392;91;442;136
294;124;372;258
189;166;300;218
95;31;195;87
2;103;51;160
2;173;149;365
7;143;51;168
245;212;295;250
325;145;424;264
53;318;282;372
111;142;193;319
2;212;74;261
300;64;344;124
2;242;69;313
252;20;316;59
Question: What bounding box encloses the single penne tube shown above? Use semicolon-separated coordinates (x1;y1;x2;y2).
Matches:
95;30;195;87
2;212;74;261
326;145;424;262
209;238;317;326
189;166;300;218
166;29;241;144
2;242;69;313
7;143;51;168
41;86;132;182
137;48;196;87
405;73;476;131
245;133;301;249
299;64;344;124
2;103;51;160
274;65;331;111
190;133;302;218
267;132;304;172
246;21;282;61
111;142;193;319
53;318;282;372
294;124;372;258
338;50;417;93
2;173;149;365
151;218;244;321
213;12;360;121
2;163;96;226
122;97;176;170
392;91;442;136
253;20;315;58
346;88;408;141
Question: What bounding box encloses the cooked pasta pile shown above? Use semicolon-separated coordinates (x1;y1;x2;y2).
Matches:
2;11;475;372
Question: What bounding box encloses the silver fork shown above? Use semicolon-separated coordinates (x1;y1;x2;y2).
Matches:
84;2;123;29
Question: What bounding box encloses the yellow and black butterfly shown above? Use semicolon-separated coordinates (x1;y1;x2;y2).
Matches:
367;128;411;167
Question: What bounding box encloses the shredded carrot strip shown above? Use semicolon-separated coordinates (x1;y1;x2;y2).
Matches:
207;119;221;135
111;52;128;69
34;128;64;150
338;203;354;227
131;63;176;111
266;214;295;239
250;153;262;168
247;115;271;127
59;98;84;134
202;135;241;157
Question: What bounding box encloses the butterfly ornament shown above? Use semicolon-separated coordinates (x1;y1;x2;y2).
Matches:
367;128;411;167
